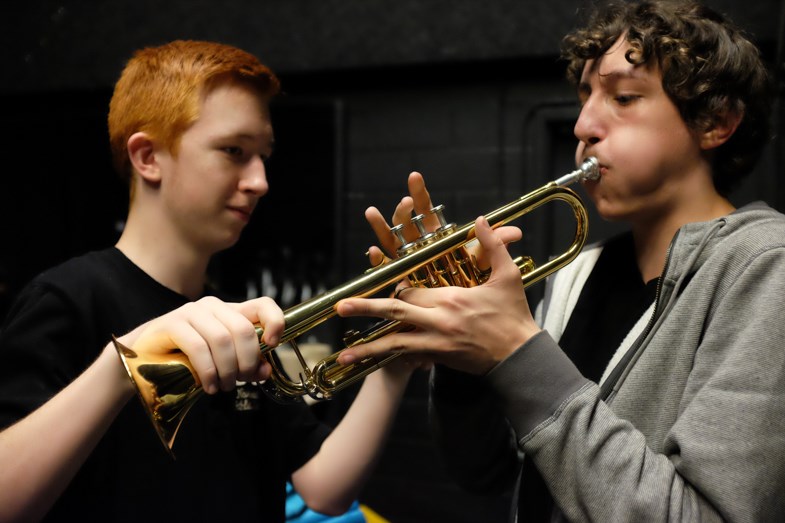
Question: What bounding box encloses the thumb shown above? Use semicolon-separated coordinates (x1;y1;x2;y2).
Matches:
474;224;521;271
474;216;517;279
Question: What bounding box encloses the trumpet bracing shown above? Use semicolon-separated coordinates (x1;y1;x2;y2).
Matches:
113;157;599;456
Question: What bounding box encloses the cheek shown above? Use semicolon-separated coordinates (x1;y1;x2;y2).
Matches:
602;129;667;190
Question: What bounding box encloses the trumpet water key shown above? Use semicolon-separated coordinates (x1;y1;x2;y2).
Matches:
113;157;600;456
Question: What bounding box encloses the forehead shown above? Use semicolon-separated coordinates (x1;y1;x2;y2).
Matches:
580;37;660;85
195;81;273;138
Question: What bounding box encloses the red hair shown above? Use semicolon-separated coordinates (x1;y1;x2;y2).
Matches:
108;40;279;189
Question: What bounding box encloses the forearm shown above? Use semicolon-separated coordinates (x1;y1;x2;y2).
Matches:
518;384;727;522
488;330;785;522
292;367;410;515
0;344;133;522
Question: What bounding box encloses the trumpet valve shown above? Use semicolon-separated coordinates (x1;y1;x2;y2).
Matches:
390;223;406;248
430;204;448;229
411;214;428;236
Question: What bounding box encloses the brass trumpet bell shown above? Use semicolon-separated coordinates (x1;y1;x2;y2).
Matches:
113;337;202;458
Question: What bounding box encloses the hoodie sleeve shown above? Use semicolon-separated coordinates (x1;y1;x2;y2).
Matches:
487;246;785;522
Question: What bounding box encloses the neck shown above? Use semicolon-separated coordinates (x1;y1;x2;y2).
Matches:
632;185;734;283
116;207;212;300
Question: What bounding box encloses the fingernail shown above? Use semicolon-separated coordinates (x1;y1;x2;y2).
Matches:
267;335;279;347
339;303;354;315
340;353;356;365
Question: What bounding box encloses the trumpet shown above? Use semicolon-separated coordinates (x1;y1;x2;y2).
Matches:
113;157;599;456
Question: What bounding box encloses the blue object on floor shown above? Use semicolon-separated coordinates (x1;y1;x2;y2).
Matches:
286;482;366;523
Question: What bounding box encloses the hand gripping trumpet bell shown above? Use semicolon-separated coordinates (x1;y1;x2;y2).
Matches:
113;157;600;456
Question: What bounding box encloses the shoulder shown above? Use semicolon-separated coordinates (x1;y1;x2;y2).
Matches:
710;203;785;260
4;248;131;321
3;247;182;340
31;247;181;308
6;249;121;314
0;250;130;378
726;203;785;242
37;248;131;289
671;203;785;291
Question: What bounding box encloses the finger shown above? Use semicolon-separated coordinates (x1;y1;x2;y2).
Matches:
336;329;438;365
367;246;388;267
211;307;270;386
474;217;519;280
391;285;437;308
336;296;413;323
165;324;218;392
232;297;285;383
393;281;413;299
392;197;420;243
474;225;522;271
203;296;280;389
408;172;434;215
365;206;399;258
130;301;245;394
408;172;440;230
234;296;284;348
193;298;249;391
255;357;273;382
338;283;441;320
494;225;523;245
148;306;225;394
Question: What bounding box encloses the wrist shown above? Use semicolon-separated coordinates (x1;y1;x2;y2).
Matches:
101;342;136;400
492;323;542;366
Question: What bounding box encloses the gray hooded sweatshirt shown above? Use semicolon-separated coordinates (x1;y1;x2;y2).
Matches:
430;202;785;522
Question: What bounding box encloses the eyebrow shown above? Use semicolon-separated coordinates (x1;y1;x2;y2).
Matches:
578;66;648;95
597;67;647;81
230;132;275;147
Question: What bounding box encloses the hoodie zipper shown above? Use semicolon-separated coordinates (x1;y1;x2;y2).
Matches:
599;229;677;401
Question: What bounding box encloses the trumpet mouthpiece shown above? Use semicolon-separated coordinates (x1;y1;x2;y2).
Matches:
554;156;599;186
579;157;600;181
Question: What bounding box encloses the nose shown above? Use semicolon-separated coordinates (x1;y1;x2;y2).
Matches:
240;156;269;197
573;96;604;147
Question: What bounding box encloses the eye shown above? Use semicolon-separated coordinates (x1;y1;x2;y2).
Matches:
615;94;640;106
223;146;244;157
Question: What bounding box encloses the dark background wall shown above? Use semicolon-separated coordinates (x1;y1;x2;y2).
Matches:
2;2;784;522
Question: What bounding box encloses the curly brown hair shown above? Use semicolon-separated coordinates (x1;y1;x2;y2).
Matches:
561;0;772;195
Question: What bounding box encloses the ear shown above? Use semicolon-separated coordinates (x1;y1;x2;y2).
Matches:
699;109;743;151
127;132;162;184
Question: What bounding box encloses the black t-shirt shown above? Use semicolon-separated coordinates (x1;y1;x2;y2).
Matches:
0;248;331;522
519;231;658;522
558;231;659;382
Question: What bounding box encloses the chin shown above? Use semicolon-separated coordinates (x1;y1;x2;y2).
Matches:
592;200;626;223
209;232;243;254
